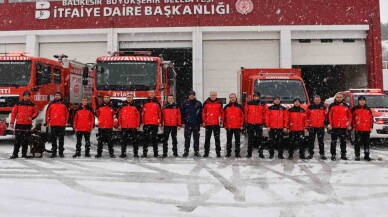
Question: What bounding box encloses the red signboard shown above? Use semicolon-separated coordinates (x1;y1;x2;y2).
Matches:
0;0;382;30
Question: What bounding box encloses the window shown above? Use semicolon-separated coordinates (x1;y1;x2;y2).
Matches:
344;96;351;105
299;39;311;43
321;39;333;43
343;39;355;43
36;63;52;86
53;68;61;84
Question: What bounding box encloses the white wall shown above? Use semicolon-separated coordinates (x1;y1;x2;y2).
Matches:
292;39;366;65
203;40;279;100
40;42;107;63
0;44;26;54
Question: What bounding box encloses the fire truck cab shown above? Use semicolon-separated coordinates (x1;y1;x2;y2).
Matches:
92;52;176;134
324;88;388;143
0;54;93;137
238;68;310;137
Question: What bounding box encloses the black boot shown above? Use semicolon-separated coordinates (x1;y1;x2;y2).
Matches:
364;155;372;161
162;153;168;158
307;154;314;159
182;151;189;157
134;153;139;158
203;152;209;158
85;151;91;158
173;151;179;157
141;153;148;158
331;155;336;161
300;155;307;160
10;154;18;159
72;152;81;158
95;153;102;158
235;153;241;158
246;153;252;158
194;152;201;157
341;154;348;160
259;152;265;159
50;153;57;158
278;154;285;159
355;156;361;161
119;153;127;158
225;152;231;158
288;155;293;160
320;155;327;160
216;152;221;158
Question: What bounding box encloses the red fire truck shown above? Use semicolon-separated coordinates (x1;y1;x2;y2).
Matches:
238;68;310;137
92;52;176;109
0;53;93;137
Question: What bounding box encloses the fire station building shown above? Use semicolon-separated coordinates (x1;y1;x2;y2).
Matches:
0;0;383;103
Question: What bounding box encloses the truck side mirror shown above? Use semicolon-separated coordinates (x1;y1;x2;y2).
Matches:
82;67;89;79
242;93;247;102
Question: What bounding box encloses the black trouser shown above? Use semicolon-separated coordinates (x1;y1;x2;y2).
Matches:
75;132;91;155
269;129;284;156
143;125;159;155
308;127;325;156
121;128;138;155
226;129;241;155
330;128;347;156
289;131;305;157
184;124;200;152
13;124;32;156
204;125;221;154
163;126;178;154
51;126;65;155
354;131;370;157
247;124;263;154
97;128;114;155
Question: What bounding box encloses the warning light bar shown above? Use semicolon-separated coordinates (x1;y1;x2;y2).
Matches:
0;51;29;56
349;89;382;93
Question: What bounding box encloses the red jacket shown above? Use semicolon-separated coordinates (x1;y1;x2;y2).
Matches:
96;102;115;129
286;106;308;131
142;98;161;125
352;105;373;132
202;98;224;126
223;102;244;129
11;100;39;125
245;100;266;124
74;105;94;132
46;100;69;127
266;104;287;129
307;104;326;128
118;101;140;129
162;103;182;127
328;101;352;129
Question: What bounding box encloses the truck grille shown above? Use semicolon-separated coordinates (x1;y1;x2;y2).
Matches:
0;96;19;108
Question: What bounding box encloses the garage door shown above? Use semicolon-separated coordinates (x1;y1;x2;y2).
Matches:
0;44;26;54
203;40;279;101
292;39;366;65
40;42;107;63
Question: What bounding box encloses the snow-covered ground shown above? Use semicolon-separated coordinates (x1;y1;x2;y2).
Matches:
1;129;388;217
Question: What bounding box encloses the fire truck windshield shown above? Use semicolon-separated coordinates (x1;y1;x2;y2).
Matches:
353;95;388;108
0;61;32;86
254;80;307;103
96;61;158;91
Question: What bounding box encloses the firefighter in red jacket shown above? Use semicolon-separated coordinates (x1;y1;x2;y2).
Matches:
266;96;287;159
286;98;308;160
118;93;140;158
141;90;162;158
10;91;39;159
202;91;224;158
223;93;244;158
328;93;352;161
245;92;266;158
46;92;69;158
306;95;327;160
162;94;182;157
352;96;373;161
73;97;94;158
95;95;116;158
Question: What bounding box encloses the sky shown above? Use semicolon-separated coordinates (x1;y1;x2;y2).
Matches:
381;0;388;23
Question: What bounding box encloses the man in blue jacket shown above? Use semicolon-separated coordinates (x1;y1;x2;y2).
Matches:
181;90;203;157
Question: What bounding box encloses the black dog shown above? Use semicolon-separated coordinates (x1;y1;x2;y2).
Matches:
28;123;52;158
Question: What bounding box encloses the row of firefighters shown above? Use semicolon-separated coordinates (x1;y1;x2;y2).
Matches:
9;89;373;161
